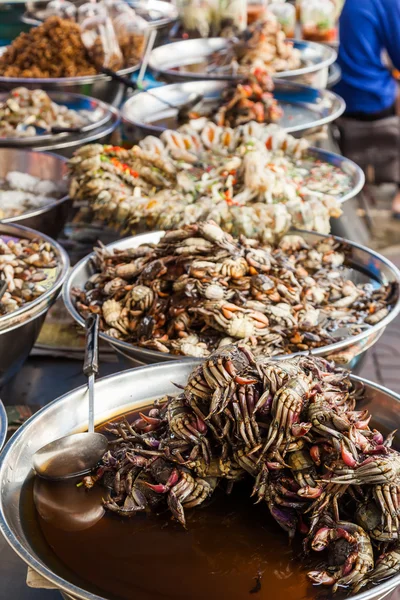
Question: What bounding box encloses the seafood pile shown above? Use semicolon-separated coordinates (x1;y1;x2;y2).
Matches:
0;235;58;315
83;347;400;594
72;222;395;358
187;71;284;128
208;15;302;76
0;172;66;219
0;88;90;138
68;121;351;239
0;17;97;79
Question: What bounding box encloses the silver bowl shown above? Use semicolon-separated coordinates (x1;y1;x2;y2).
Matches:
63;229;400;368
0;91;115;147
149;37;337;88
0;49;139;106
0;362;399;600
0;398;6;451
0;148;69;238
121;79;346;141
0;223;70;386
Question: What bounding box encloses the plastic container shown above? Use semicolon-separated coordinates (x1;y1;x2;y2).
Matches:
104;0;148;66
78;2;124;70
175;0;247;37
246;0;268;25
269;2;295;37
301;0;337;43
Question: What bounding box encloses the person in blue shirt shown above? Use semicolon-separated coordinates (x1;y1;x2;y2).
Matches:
334;0;400;217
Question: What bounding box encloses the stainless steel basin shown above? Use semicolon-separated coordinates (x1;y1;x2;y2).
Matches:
0;148;69;238
0;362;399;600
63;229;399;368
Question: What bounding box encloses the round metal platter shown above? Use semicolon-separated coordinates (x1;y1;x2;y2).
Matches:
63;228;398;367
121;79;345;138
0;91;114;146
0;364;400;600
149;37;337;82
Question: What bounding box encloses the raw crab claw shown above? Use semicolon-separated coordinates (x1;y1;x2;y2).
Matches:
297;485;323;499
329;455;400;485
308;522;374;592
352;543;400;593
341;440;358;468
307;571;337;586
291;422;312;438
143;469;179;494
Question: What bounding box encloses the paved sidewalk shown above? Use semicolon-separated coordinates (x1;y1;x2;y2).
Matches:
358;245;400;394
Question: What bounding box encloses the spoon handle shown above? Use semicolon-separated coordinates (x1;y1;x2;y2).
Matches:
84;314;100;434
0;279;7;301
84;314;100;377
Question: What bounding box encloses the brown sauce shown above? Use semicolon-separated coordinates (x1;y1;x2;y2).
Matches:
20;409;334;600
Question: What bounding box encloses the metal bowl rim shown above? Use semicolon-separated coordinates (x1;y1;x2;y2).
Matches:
30;108;120;152
0;62;139;86
63;228;400;363
306;147;365;203
0;195;70;225
0;363;399;600
0;147;69;224
0;398;7;452
0;91;116;146
149;37;337;80
126;0;179;28
0;222;70;329
121;79;346;136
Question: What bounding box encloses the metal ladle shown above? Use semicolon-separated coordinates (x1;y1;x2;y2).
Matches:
32;314;108;480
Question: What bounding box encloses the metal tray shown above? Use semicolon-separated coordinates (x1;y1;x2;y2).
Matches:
0;91;114;147
63;229;400;367
149;37;337;85
121;79;345;140
0;363;399;600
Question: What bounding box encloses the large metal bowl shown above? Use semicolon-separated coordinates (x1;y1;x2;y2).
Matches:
63;229;400;368
121;79;346;141
0;223;70;386
149;38;337;89
0;49;139;106
0;399;6;452
0;91;115;147
0;362;399;600
0;148;69;238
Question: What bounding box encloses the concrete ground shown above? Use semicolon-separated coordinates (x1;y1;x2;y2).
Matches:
354;186;400;394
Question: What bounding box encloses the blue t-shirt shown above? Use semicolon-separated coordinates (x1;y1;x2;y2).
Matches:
333;0;400;114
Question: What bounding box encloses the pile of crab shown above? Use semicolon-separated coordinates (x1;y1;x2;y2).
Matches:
72;222;395;358
83;345;400;594
68;118;351;241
